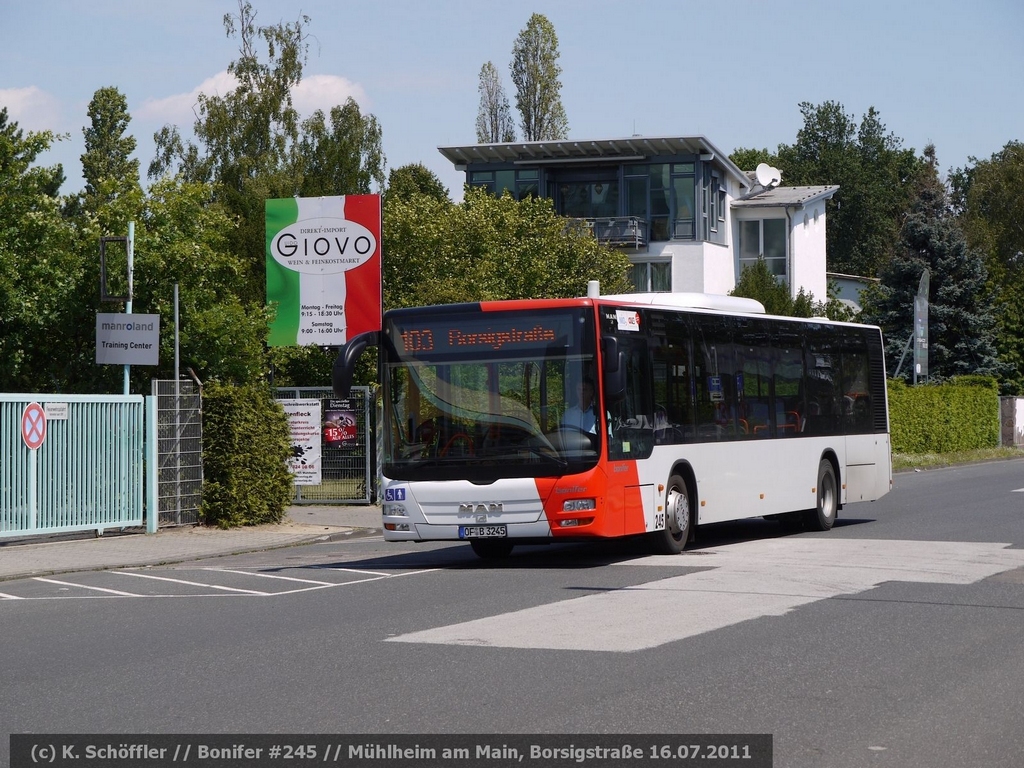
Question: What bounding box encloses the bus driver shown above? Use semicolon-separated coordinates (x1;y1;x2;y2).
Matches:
562;377;597;433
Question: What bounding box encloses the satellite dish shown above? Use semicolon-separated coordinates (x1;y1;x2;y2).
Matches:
755;163;782;189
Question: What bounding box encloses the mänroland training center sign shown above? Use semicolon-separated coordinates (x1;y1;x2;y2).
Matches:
96;313;160;365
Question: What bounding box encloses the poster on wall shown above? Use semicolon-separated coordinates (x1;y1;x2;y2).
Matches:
266;195;382;348
280;399;322;485
323;399;359;447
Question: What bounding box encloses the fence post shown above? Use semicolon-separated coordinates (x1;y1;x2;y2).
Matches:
146;395;158;533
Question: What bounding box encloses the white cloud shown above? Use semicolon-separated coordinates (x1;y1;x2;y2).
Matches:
136;72;368;127
136;71;239;125
0;86;63;132
292;74;368;116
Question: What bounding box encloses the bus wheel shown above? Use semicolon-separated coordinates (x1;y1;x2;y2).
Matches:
804;460;838;531
470;540;514;559
653;474;692;554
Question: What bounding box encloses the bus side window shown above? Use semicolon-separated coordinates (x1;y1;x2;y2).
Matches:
773;326;805;438
841;332;872;434
650;316;692;445
804;327;840;435
691;316;740;441
608;340;654;460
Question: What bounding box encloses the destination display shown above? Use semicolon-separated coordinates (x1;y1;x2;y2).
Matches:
389;312;577;357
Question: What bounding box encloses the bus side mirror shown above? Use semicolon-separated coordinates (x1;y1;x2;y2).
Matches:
602;337;626;403
332;331;380;397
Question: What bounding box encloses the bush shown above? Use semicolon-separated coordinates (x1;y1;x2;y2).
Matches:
200;381;294;527
888;375;1000;454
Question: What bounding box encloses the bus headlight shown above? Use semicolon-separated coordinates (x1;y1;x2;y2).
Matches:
384;504;408;517
562;498;596;512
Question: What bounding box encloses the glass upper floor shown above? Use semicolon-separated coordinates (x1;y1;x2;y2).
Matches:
439;136;750;251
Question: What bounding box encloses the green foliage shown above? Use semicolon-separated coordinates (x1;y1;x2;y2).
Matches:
775;101;924;277
267;345;336;387
510;13;568;141
729;147;779;172
476;61;516;143
0;108;79;391
861;148;1002;384
79;87;139;209
150;1;384;308
730;258;810;316
385;163;450;204
382;187;631;310
887;376;1000;454
200;381;294;527
952;141;1024;394
294;99;385;196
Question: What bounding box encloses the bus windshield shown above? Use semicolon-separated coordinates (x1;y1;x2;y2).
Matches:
382;306;599;480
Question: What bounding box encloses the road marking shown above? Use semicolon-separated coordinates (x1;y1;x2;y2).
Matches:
201;567;338;586
112;571;270;595
386;539;1024;653
1012;488;1024;493
33;577;140;597
0;591;25;600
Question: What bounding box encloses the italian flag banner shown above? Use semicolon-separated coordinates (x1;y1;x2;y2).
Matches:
265;195;382;347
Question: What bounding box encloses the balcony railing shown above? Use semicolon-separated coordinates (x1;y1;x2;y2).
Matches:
575;216;648;248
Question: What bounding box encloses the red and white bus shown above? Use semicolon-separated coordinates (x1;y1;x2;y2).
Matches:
335;288;891;558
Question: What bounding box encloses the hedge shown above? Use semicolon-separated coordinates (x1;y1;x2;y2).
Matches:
888;375;1000;454
201;381;295;527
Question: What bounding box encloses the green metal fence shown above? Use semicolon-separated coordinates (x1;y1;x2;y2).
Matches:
1;394;145;538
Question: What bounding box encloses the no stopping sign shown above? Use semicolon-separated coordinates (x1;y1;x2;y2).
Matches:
21;402;47;450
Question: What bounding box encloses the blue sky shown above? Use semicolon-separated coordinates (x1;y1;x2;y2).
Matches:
2;0;1021;200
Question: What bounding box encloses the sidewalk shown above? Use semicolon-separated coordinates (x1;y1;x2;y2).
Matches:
0;505;381;583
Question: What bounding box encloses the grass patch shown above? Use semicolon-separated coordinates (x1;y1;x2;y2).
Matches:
893;446;1024;472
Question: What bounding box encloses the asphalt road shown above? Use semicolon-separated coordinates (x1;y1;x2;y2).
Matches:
2;460;1024;768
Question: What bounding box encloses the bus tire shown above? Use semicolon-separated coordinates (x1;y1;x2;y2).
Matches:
470;539;514;559
804;459;838;531
652;474;692;554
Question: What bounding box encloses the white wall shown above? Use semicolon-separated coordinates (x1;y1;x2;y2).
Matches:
650;241;737;295
789;202;828;301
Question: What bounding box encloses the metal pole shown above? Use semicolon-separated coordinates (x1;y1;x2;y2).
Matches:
174;283;182;525
123;222;134;396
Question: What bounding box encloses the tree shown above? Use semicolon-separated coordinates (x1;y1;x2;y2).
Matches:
80;87;139;209
382;187;630;311
150;1;384;310
861;146;1002;383
0;108;79;391
771;102;923;278
510;14;568;141
730;258;814;317
729;147;778;173
951;141;1024;393
293;98;385;197
475;61;516;143
385;163;450;204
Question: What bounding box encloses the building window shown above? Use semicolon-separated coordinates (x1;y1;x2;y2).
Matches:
739;218;788;279
471;169;538;200
557;180;619;218
629;261;671;292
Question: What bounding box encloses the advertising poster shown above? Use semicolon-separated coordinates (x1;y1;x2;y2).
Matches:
280;399;322;485
324;399;359;447
266;195;382;348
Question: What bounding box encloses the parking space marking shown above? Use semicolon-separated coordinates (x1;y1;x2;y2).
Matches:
113;571;271;595
0;564;442;601
201;567;337;586
33;577;141;597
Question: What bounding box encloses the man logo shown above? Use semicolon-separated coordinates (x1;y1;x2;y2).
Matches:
459;503;503;516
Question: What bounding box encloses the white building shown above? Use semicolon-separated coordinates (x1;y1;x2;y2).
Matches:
439;135;838;302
